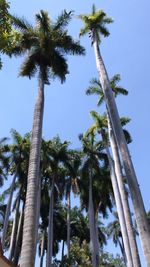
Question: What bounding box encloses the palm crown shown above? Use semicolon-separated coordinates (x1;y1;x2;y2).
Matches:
12;10;85;84
86;74;128;106
79;4;113;44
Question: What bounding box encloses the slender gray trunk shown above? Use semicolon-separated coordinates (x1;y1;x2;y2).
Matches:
92;32;150;265
20;77;44;267
61;240;65;261
108;116;141;267
2;172;17;249
35;174;41;251
105;144;133;267
9;190;21;261
46;178;54;267
94;211;100;257
40;230;45;267
118;237;127;267
13;202;25;265
67;191;71;258
89;171;99;267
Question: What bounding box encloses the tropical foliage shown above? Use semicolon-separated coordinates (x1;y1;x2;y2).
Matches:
0;2;149;267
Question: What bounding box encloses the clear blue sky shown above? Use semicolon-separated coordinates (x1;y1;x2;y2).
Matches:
0;0;150;265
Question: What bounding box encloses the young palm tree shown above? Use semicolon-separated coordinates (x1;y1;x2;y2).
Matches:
11;10;85;267
1;130;30;251
107;211;127;265
79;6;150;265
85;122;134;267
86;75;141;267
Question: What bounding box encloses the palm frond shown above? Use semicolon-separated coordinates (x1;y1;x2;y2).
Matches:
86;86;100;96
56;34;85;56
123;129;132;144
19;54;37;78
120;117;131;126
11;15;33;31
50;51;68;83
99;25;110;37
54;10;73;31
35;10;51;33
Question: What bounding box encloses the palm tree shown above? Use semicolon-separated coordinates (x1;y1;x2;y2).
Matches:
86;74;141;267
1;130;30;251
64;150;81;257
107;212;128;266
79;6;150;265
11;10;85;267
45;137;70;267
79;133;111;267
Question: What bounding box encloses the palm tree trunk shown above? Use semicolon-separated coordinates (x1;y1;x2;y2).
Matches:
2;172;17;250
9;190;21;261
61;240;65;261
108;116;141;267
89;171;99;267
92;32;150;265
105;143;133;267
20;77;44;267
13;202;25;265
94;211;100;258
118;237;127;267
67;191;71;258
35;175;41;248
40;230;45;267
46;177;54;267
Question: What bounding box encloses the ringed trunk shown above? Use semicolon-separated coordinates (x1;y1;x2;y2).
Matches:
67;191;71;258
19;77;44;267
105;143;133;267
9;190;21;261
89;171;99;267
46;178;54;267
108;116;141;267
2;172;17;249
92;32;150;265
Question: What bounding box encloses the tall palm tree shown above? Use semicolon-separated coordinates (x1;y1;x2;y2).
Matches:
79;133;111;267
11;10;85;267
45;137;70;267
86;75;141;267
64;150;81;257
79;6;150;265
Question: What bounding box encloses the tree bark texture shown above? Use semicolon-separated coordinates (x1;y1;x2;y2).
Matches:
108;116;141;267
92;32;150;266
9;191;21;261
105;144;133;267
89;172;99;267
46;178;54;267
67;191;71;258
20;78;44;267
2;172;17;249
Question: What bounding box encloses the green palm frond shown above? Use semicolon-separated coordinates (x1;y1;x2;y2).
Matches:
90;111;107;128
86;86;101;96
11;15;33;32
35;10;51;34
11;10;85;84
19;54;37;78
54;10;73;31
123;129;132;144
50;50;68;83
56;33;85;56
79;7;113;43
120;117;131;126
